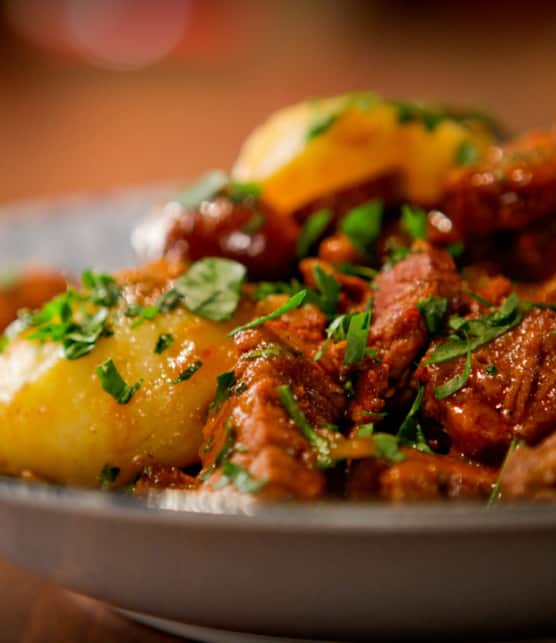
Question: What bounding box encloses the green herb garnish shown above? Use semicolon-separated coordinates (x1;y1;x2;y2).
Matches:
241;211;266;234
81;269;121;307
485;363;498;376
229;290;307;336
337;263;378;280
210;371;236;413
456;140;480;166
243;344;283;360
356;423;375;438
277;384;333;468
306;113;338;141
154;333;174;354
214;459;266;493
416;296;448;335
254;279;304;301
340;199;383;258
433;340;472;400
96;358;142;404
307;265;340;316
173;359;203;384
344;310;371;366
229;181;262;203
373;433;406;463
401;204;427;241
397;384;433;454
296;209;332;258
176;258;246;322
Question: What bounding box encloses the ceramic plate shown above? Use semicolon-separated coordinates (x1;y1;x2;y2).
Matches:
0;191;555;641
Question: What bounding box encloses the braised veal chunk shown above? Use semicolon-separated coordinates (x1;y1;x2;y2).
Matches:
501;432;556;500
348;450;495;501
437;129;556;242
417;309;556;463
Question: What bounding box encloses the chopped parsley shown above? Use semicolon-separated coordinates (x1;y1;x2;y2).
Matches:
337;263;378;280
96;358;142;404
416;296;448;335
175;257;246;322
306;113;338;141
210;371;236;413
229;289;307;336
172;170;228;209
401;204;427;241
456;140;480;166
397;385;433;453
340;199;383;258
81;269;121;307
447;242;465;259
373;433;406;463
344;309;371;366
307;265;340;316
254;279;304;301
173;360;203;384
296;209;332;258
277;384;333;468
154;333;174;354
98;464;120;489
485;363;498;376
243;344;283;360
241;211;266;234
434;340;472;400
356;423;375;438
214;459;266;493
228;181;262;203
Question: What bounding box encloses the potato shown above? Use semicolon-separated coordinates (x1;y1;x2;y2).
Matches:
232;93;497;213
0;264;252;487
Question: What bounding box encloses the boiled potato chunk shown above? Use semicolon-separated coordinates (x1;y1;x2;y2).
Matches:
0;304;249;487
232;93;496;213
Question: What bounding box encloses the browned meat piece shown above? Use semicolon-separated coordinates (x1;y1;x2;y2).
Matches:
516;274;556;305
347;450;495;501
500;432;556;501
0;267;68;332
417;309;556;463
436;129;556;243
163;196;299;280
199;304;345;499
370;241;464;380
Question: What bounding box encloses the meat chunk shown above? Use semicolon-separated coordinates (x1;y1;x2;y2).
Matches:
347;450;495;501
199;305;345;499
437;129;556;242
370;241;464;379
500;432;556;501
417;309;556;463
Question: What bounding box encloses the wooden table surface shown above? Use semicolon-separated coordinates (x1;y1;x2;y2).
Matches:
0;559;185;643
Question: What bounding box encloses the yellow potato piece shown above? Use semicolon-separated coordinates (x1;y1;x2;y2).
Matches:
232;94;496;213
0;304;250;487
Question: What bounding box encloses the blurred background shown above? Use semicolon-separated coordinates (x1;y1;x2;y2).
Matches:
1;0;556;204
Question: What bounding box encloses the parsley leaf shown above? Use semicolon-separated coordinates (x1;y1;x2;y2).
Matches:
337;263;378;280
456;140;480;166
307;265;340;316
96;358;142;404
434;340;472;400
485;363;498;375
306;113;338;141
154;333;174;354
373;433;406;463
210;371;236;413
344;310;371;366
173;360;203;384
401;204;427;241
254;279;304;301
488;438;522;505
277;384;333;468
296;209;332;258
228;181;262;203
417;296;448;334
172;170;228;209
241;211;266;234
229;289;307;336
214;460;266;493
397;384;433;453
175;258;246;322
340;200;383;258
81;269;121;307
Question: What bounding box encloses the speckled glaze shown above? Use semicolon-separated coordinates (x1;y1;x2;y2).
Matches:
0;192;555;641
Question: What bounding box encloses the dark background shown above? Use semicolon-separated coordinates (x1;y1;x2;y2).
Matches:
1;0;556;203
